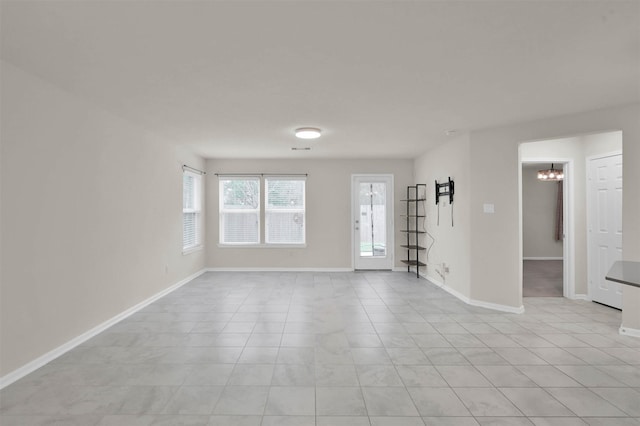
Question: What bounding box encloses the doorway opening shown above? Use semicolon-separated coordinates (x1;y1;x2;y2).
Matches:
521;161;568;297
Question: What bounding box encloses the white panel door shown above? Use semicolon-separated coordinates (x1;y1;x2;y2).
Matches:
588;154;623;309
353;175;394;270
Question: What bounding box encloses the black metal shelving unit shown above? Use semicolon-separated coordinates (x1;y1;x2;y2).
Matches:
400;184;427;277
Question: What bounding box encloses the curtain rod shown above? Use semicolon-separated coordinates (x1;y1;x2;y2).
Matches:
214;173;308;177
182;165;206;175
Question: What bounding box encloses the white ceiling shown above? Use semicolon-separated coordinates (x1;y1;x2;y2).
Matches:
1;1;638;159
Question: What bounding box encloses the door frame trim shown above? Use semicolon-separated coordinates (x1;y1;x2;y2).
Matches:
351;174;395;270
586;150;623;305
520;157;575;299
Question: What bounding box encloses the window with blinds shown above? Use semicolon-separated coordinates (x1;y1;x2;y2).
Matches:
265;177;306;244
219;177;261;244
183;171;202;251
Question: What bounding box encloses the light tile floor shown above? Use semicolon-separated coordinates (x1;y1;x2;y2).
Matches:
1;271;639;426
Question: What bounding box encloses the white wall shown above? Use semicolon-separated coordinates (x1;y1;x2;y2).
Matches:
206;158;413;269
468;105;639;331
522;165;564;259
584;131;624;157
413;134;471;298
0;61;205;377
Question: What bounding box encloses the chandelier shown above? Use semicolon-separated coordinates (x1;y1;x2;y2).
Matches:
537;163;564;181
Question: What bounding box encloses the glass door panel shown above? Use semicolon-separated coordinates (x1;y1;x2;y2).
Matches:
359;182;387;257
353;175;393;270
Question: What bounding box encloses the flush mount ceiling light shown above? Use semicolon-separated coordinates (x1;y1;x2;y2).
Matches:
537;163;564;181
295;127;322;139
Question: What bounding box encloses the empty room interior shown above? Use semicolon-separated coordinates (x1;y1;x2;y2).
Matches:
1;1;640;426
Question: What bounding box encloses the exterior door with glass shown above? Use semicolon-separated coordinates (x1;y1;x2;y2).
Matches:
353;175;394;270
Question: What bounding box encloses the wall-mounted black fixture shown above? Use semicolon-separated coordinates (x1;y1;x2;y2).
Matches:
435;177;454;205
435;177;455;227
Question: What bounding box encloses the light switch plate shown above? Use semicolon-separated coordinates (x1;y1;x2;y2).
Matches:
483;203;495;213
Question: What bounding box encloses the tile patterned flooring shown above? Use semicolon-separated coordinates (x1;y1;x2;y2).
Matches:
1;271;639;426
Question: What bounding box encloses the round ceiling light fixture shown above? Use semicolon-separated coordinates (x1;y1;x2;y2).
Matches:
295;127;322;139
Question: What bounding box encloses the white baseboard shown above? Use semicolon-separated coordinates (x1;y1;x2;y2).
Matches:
0;268;206;390
206;267;353;272
425;274;471;303
418;271;525;314
469;298;525;314
523;257;563;261
390;268;526;314
619;325;640;338
392;266;426;274
572;294;590;301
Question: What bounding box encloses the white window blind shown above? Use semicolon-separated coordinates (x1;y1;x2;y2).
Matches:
265;177;306;244
183;171;202;251
219;177;260;244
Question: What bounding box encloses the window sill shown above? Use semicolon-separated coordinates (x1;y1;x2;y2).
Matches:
217;243;307;249
182;245;203;255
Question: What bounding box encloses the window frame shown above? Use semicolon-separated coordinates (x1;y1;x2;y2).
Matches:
217;175;307;247
218;176;262;245
182;170;203;254
265;176;306;245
